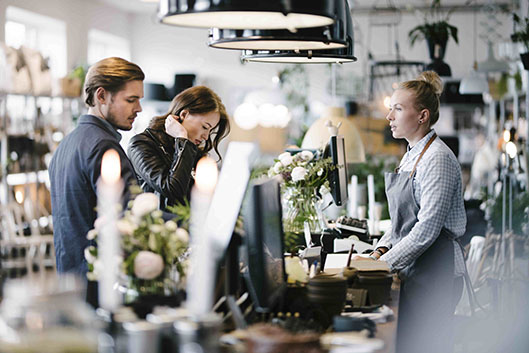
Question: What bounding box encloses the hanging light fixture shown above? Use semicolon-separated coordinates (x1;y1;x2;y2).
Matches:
241;1;356;64
159;0;335;30
460;10;488;94
208;0;347;51
477;41;510;73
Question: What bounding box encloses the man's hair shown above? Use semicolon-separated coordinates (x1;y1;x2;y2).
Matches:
84;57;145;107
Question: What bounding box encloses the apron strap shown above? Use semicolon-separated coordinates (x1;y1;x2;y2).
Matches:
408;133;437;179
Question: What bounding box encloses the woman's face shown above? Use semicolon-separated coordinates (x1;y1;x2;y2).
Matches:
386;89;425;144
179;110;220;146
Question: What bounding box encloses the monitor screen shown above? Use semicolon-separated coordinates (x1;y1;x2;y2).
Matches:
327;135;348;206
241;177;287;313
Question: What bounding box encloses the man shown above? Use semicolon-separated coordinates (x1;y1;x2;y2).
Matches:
50;57;144;278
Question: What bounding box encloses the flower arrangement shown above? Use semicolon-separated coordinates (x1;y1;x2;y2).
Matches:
268;150;335;250
85;192;189;297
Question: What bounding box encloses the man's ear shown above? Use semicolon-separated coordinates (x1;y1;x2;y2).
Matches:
95;87;108;105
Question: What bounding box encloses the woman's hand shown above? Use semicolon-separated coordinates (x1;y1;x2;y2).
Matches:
165;115;188;139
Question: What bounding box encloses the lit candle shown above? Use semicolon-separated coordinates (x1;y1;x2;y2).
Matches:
97;149;123;312
187;156;218;318
367;174;376;234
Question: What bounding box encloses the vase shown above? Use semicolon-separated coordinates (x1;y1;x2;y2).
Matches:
122;266;184;318
425;36;452;77
520;52;529;70
282;186;324;251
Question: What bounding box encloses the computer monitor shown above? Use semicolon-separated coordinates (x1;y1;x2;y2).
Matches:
325;135;348;206
241;177;287;313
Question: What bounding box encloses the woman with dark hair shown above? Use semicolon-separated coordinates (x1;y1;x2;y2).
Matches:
128;85;230;210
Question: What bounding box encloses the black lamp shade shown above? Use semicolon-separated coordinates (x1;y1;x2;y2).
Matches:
159;0;336;30
208;0;348;51
241;0;356;64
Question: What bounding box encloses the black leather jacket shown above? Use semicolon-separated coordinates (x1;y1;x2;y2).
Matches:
128;128;199;210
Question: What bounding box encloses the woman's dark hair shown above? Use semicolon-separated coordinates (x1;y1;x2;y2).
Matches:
149;85;230;160
399;71;443;126
84;57;145;107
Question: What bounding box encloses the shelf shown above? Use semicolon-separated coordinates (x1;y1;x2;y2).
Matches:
6;170;49;186
0;91;82;99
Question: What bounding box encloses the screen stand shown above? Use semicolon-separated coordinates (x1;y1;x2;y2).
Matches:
225;232;247;330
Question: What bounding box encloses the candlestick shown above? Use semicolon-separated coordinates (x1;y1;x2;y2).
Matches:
367;174;375;235
97;149;123;312
187;156;218;319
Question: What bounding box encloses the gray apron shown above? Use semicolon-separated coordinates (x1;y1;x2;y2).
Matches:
385;134;460;353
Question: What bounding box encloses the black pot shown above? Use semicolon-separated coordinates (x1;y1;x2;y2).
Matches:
520;52;529;70
425;36;452;77
426;36;448;61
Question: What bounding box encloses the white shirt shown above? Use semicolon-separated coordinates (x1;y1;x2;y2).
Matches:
379;129;466;276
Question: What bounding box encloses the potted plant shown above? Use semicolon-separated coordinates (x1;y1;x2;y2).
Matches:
408;0;459;76
511;13;529;70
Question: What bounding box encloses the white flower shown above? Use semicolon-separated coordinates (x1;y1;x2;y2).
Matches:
291;166;307;182
300;150;314;161
84;246;96;264
285;256;308;284
165;220;178;231
278;152;293;166
273;161;283;174
319;184;330;196
86;229;98;240
149;224;164;234
152;210;163;219
134;251;164;280
117;219;136;236
175;228;189;243
86;272;97;281
317;168;324;176
131;193;159;217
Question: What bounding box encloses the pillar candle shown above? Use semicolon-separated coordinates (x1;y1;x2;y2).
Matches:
367;174;376;235
347;175;358;218
97;149;123;312
187;156;218;319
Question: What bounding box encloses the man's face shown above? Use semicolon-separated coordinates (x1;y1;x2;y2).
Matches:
102;80;144;131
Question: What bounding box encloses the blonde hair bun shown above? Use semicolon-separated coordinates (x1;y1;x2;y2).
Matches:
416;71;443;96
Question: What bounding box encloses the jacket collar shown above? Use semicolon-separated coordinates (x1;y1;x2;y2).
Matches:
78;114;122;142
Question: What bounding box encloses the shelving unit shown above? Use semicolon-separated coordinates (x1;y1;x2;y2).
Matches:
0;91;83;278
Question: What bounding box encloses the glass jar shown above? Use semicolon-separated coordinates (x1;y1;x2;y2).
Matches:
0;275;100;353
282;186;324;250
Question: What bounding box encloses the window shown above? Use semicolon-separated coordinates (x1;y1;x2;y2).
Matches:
5;6;67;78
87;29;131;65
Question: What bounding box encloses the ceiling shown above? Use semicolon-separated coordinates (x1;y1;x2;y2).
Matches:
95;0;515;15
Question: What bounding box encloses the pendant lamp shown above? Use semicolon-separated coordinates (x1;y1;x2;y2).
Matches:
159;0;335;30
208;0;347;51
241;1;356;64
477;41;510;73
460;11;489;94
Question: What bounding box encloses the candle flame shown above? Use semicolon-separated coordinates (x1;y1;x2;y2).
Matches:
195;156;218;193
101;149;121;184
503;129;510;143
15;189;24;204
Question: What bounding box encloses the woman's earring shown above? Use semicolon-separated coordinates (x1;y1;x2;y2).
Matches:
419;119;423;124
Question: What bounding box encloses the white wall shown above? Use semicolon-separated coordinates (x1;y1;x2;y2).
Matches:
0;1;514;116
0;0;133;71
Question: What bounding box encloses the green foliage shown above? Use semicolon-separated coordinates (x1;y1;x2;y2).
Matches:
487;190;529;236
511;13;529;51
166;199;191;231
408;0;459;47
